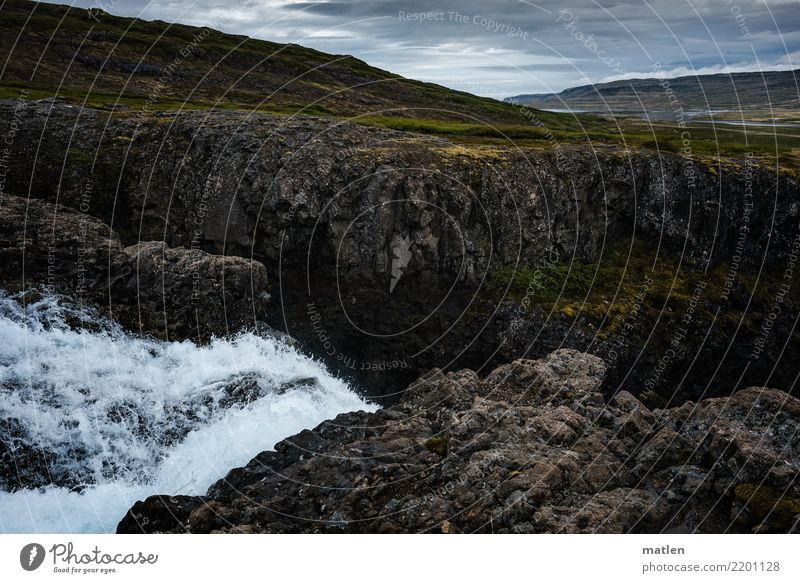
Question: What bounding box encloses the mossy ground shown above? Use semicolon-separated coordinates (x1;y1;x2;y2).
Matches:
734;482;800;529
484;240;800;346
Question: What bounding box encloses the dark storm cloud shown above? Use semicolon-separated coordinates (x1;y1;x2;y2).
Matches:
40;0;799;96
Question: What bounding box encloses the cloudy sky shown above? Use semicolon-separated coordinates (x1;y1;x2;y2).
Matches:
44;0;800;97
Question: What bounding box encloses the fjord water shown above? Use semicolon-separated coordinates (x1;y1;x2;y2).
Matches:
0;292;375;533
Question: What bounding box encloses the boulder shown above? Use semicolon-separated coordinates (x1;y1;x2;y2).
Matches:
0;193;268;339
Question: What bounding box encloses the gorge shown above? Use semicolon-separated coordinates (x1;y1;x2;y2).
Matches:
0;0;798;535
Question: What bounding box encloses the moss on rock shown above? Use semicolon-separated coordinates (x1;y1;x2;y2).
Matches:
734;482;800;529
424;435;450;457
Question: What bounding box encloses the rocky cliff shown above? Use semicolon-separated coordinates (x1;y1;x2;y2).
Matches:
5;101;797;276
2;99;799;535
2;99;798;402
117;349;800;534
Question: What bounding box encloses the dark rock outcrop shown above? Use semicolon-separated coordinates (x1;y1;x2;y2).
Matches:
5;102;797;280
117;349;800;534
116;496;208;535
0;193;268;339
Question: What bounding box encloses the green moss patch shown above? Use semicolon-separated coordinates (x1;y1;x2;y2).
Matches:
485;239;800;347
734;482;800;529
424;435;450;457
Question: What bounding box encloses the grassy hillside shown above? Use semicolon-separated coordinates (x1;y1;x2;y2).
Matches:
0;0;582;129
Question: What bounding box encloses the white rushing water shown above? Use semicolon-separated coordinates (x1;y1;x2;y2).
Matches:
0;291;375;533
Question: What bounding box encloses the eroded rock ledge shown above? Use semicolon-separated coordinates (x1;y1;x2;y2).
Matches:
0;193;268;339
117;349;800;534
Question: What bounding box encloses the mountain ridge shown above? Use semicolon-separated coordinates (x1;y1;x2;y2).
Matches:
507;69;800;114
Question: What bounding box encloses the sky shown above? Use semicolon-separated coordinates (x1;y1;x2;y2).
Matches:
41;0;800;98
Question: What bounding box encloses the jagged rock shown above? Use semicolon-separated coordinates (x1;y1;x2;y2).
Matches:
117;495;206;534
611;390;654;437
0;193;268;339
117;349;800;534
112;240;268;339
5;103;796;281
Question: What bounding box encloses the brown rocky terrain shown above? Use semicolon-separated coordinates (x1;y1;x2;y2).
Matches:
117;349;800;534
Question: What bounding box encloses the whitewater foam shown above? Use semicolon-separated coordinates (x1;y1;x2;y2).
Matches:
0;291;375;533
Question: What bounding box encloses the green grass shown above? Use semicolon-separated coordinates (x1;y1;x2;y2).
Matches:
354;116;555;140
0;81;340;117
355;113;800;163
734;483;800;530
0;0;586;129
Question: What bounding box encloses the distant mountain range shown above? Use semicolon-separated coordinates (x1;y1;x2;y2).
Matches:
507;70;800;115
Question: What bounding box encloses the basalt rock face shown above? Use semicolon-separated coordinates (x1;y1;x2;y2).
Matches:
0;193;268;339
116;240;268;339
2;100;800;400
5;101;797;278
116;349;800;534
